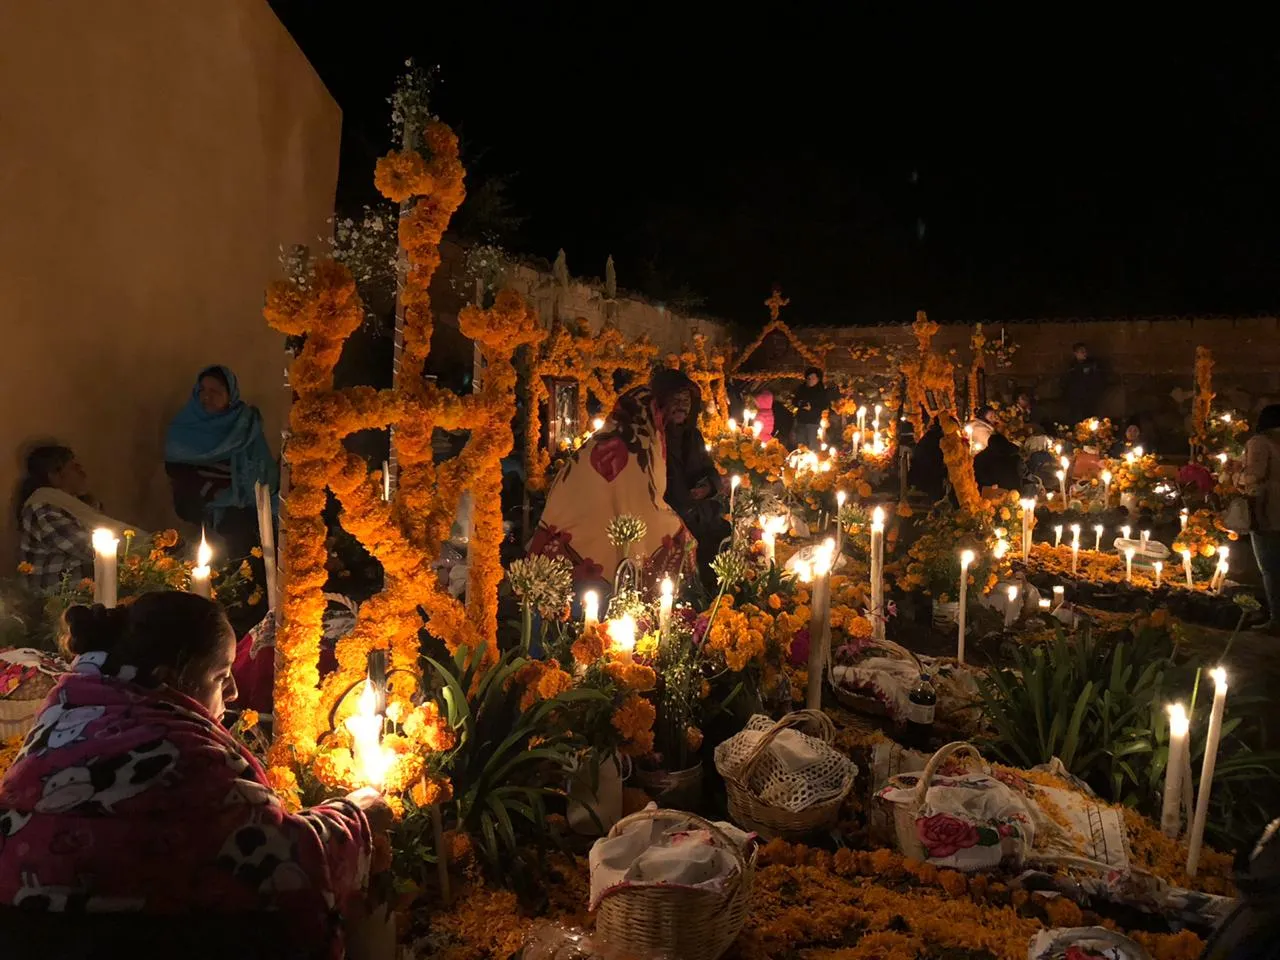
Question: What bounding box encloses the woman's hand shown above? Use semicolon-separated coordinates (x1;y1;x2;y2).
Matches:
347;786;394;834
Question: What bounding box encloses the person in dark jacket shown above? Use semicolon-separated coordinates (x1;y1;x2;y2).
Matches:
908;420;946;502
973;417;1024;493
793;367;834;450
1061;343;1106;426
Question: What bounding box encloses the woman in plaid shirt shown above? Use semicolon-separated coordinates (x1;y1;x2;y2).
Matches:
17;447;133;592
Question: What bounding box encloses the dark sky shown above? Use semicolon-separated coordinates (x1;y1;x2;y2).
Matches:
269;3;1280;329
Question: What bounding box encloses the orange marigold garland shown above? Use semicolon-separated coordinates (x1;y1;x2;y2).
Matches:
1192;345;1214;456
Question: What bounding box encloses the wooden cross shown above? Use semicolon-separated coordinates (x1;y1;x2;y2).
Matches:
764;286;790;322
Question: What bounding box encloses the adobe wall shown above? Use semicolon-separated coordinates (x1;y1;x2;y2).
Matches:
0;0;341;557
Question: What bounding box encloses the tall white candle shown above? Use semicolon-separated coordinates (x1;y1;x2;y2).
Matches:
1162;703;1189;838
835;490;848;556
957;549;975;665
583;590;599;627
1125;547;1136;583
1020;498;1036;561
92;528;119;609
190;531;213;599
1141;529;1150;550
1154;561;1163;587
1121;525;1131;542
1180;509;1189;532
729;474;741;518
1053;524;1063;549
1187;668;1229;876
1214;559;1229;595
382;460;391;501
1070;524;1081;576
851;429;862;457
857;406;867;432
870;506;885;640
1004;584;1019;627
807;545;833;709
1056;469;1067;500
658;577;674;648
254;481;279;612
1059;454;1071;475
1182;548;1194;588
1093;524;1104;552
873;404;882;434
1101;469;1112;503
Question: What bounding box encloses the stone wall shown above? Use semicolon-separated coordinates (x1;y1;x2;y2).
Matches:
808;316;1280;449
0;0;341;557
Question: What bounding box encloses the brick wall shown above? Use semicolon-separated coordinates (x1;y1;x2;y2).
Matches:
805;317;1280;448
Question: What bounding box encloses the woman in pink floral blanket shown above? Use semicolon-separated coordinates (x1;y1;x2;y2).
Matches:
0;592;389;959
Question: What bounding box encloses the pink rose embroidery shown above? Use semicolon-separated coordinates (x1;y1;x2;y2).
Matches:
916;813;980;859
590;437;629;482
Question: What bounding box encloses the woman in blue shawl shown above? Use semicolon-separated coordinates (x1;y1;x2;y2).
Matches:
164;366;278;559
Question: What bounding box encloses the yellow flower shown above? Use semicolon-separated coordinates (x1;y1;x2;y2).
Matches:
251;547;264;559
239;709;260;730
122;529;137;540
16;562;33;575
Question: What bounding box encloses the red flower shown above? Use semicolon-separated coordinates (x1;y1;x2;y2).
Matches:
590;436;630;482
916;813;980;859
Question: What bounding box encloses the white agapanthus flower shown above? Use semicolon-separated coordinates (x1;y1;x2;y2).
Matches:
607;515;648;551
506;555;574;614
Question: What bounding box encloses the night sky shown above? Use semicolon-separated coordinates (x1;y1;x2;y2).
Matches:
269;3;1279;330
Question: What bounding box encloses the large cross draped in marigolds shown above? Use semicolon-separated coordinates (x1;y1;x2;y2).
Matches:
765;286;790;322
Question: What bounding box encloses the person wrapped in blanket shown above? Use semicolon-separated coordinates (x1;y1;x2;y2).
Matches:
530;368;727;588
0;593;389;959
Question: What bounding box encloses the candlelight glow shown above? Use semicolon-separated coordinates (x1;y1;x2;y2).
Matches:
1006;585;1018;603
660;576;673;600
1038;598;1051;610
609;613;637;653
960;549;975;567
92;528;118;557
1133;445;1144;457
592;417;605;431
1222;413;1232;424
871;505;885;529
583;590;599;625
1121;525;1131;540
727;418;738;433
345;678;393;789
1211;666;1227;691
196;532;212;569
730;474;741;490
1089;418;1099;432
1217;452;1228;465
1059;455;1070;472
1168;702;1189;738
836;490;847;510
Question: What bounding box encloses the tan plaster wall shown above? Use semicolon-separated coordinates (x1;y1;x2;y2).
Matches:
0;0;341;557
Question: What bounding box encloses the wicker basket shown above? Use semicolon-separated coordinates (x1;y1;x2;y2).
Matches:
0;698;40;740
888;741;988;859
722;710;853;840
594;808;754;960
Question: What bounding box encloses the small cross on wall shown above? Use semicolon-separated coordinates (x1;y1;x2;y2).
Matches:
764;286;790;322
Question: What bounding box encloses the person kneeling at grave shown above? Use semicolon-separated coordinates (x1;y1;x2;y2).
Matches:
0;592;389;960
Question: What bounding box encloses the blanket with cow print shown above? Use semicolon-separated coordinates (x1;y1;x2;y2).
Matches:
0;656;373;959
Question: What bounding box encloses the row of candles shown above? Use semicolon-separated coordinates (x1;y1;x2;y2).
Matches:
1163;667;1229;876
727;404;889;459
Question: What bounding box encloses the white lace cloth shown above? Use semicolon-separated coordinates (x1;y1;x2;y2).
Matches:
714;714;857;813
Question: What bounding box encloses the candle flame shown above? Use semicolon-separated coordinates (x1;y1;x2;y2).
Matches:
660;576;673;599
609;614;637;653
1006;585;1018;601
836;490;847;508
1101;469;1112;484
1093;524;1104;534
1133;445;1144;457
1211;666;1227;689
345;677;392;789
1059;455;1070;471
197;532;212;568
92;528;118;556
730;474;741;489
727;418;737;432
1217;452;1229;464
871;505;885;526
592;417;605;431
1125;547;1136;560
960;549;975;567
1020;498;1036;511
1167;702;1190;737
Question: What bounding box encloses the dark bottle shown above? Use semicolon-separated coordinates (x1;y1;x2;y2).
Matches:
905;674;937;747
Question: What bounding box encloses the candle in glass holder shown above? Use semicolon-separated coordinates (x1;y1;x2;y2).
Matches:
1070;524;1081;575
1052;585;1065;610
1125;547;1136;583
1182;548;1193;588
1093;524;1104;552
1187;668;1229;876
583;590;599;627
1038;598;1052;612
957;549;975;664
190;532;213;599
1053;524;1063;549
1162;703;1189;838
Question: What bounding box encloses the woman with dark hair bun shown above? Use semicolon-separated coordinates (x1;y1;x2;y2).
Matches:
0;592;387;958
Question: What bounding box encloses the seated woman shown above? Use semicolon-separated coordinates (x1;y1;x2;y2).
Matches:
1109;420;1151;457
530;369;726;586
0;592;386;959
17;446;144;592
165;366;277;559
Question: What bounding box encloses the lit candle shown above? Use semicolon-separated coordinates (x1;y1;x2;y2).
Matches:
609;613;637;655
1005;584;1019;627
1059;454;1071;474
1101;469;1112;502
807;544;833;708
1187;668;1229;876
1038;598;1052;611
1052;585;1065;610
742;408;753;426
727;417;738;433
873;404;882;433
1180;509;1189;532
593;417;605;431
345;677;392;789
752;420;763;440
583;590;599;627
1214;558;1229;595
870;506;885;640
658;577;674;648
1125;546;1136;583
857;405;867;432
1053;524;1063;549
834;490;848;552
957;549;975;665
993;537;1010;560
1154;561;1163;587
190;531;213;599
1056;469;1067;500
1089;418;1099;433
254;481;278;612
382;460;391;501
851;429;862;457
92;528;119;608
1141;529;1150;550
1182;548;1194;588
1020;498;1036;561
1216;452;1229;484
1093;524;1104;552
1070;524;1081;575
1133;445;1144;458
1162;703;1190;838
729;474;741;515
1054;442;1063;456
